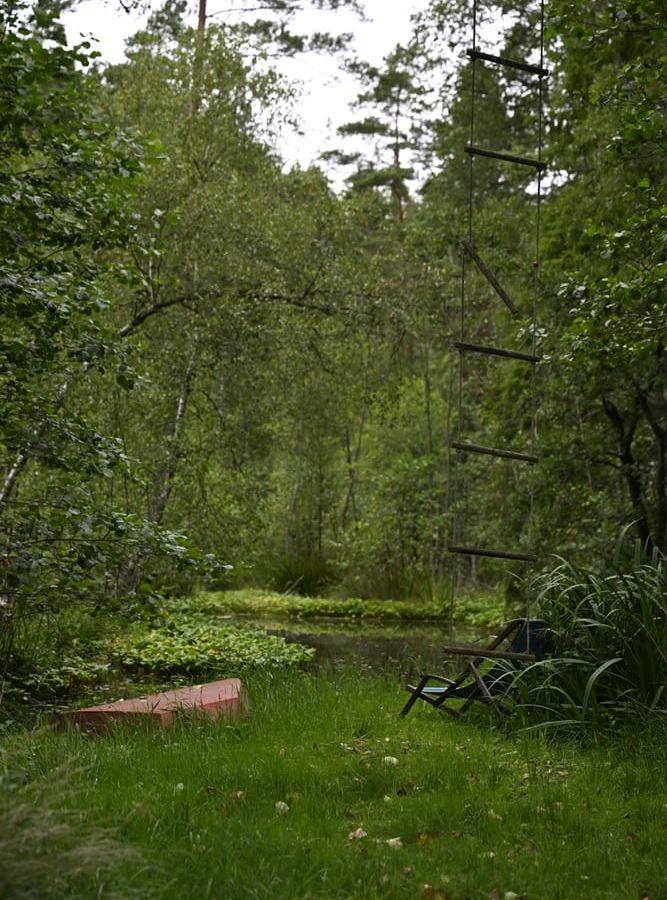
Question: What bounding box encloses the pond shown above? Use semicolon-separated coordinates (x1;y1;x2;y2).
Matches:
222;614;488;676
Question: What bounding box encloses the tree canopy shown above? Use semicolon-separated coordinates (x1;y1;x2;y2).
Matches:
1;0;664;673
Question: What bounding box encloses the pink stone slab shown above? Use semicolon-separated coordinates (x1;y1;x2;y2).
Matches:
56;678;247;732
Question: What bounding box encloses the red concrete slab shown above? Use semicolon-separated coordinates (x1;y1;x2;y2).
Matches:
56;678;247;732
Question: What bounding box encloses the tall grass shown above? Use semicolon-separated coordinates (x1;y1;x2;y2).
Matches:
1;671;665;899
0;761;150;899
517;536;666;732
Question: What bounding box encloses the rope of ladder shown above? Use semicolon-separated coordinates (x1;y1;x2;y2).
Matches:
447;0;548;653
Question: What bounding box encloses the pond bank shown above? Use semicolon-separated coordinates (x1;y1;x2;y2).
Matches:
0;590;509;721
175;588;511;629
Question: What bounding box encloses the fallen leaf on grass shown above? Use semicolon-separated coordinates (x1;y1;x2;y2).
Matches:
386;837;403;848
383;756;399;766
275;801;290;815
217;789;247;816
397;781;421;796
418;831;442;845
421;885;448;899
348;827;367;841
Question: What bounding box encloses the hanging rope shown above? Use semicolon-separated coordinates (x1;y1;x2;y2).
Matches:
448;0;546;650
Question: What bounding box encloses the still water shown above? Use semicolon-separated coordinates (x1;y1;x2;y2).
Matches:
225;614;485;677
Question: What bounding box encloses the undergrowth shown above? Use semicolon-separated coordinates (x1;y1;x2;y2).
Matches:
112;621;314;677
179;589;508;628
516;538;666;733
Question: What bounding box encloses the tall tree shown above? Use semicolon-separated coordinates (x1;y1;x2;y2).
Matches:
542;0;666;552
332;45;425;221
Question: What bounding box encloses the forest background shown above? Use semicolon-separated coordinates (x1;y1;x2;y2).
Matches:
1;0;664;675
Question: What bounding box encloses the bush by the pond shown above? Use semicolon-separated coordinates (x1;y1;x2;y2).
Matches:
176;588;507;627
517;540;666;732
113;622;314;677
2;657;110;703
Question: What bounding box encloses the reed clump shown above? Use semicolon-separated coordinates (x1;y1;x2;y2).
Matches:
517;536;665;732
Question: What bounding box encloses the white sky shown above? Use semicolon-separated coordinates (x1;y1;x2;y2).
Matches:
63;0;428;179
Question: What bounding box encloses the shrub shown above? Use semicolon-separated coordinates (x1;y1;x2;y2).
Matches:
2;657;110;704
113;622;314;677
517;538;666;732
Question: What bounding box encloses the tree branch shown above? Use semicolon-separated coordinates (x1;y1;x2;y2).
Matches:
117;296;194;338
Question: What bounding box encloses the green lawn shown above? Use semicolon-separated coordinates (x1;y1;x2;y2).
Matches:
2;671;664;899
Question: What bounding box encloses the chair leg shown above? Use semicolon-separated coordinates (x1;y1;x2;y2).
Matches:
468;662;504;722
400;675;429;717
437;702;460;719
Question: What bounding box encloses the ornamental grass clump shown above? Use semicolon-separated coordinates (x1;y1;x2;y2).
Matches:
517;537;665;732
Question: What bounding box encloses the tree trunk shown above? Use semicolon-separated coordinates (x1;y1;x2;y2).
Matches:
118;348;197;594
638;388;666;554
392;95;404;222
602;396;653;551
0;376;73;508
341;409;366;530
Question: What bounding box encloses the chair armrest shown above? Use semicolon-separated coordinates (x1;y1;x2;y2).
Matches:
441;644;534;662
420;673;456;684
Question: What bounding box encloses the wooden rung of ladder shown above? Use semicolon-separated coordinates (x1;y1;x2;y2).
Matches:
462;241;518;316
451;440;538;464
454;341;541;364
448;544;536;562
464;144;547;171
466;49;550;78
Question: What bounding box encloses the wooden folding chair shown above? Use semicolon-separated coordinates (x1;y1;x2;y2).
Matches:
400;619;550;719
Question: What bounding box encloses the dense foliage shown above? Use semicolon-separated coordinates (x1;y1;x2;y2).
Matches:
0;0;664;721
113;621;314;676
517;540;665;730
